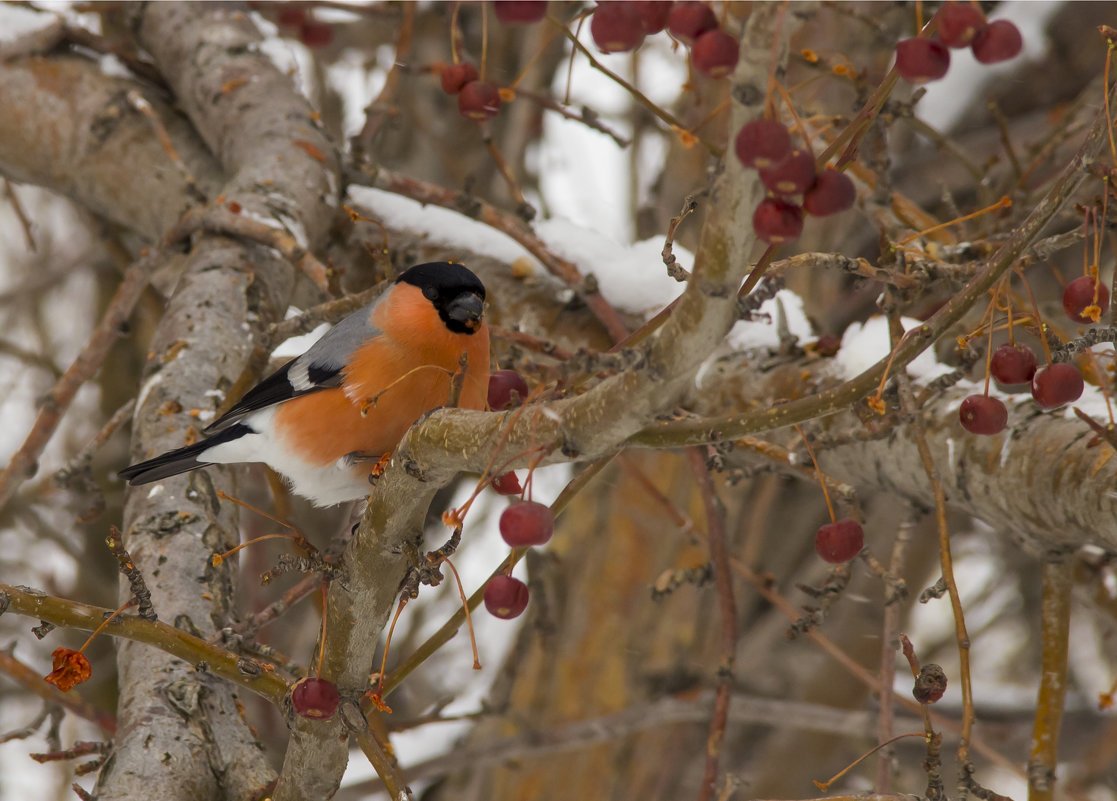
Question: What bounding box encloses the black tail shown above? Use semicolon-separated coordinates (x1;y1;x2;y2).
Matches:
118;424;252;485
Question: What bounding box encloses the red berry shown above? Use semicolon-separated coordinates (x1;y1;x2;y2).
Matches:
971;19;1022;64
734;119;792;169
691;29;739;78
291;677;340;720
276;5;308;28
441;62;480;95
590;3;646;53
895;37;950;83
666;1;717;43
758;148;816;196
1031;363;1084;410
499;501;554;547
990;342;1037;386
958;394;1008;435
493;0;547;24
458;81;502;120
488;369;530;410
490;471;523;496
1062;276;1110;324
631;0;672;34
299;21;334;49
814;518;864;563
803;168;855;216
934;2;987;48
484;575;530;619
752;198;803;244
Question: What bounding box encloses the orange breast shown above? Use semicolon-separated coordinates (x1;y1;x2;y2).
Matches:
273;286;490;469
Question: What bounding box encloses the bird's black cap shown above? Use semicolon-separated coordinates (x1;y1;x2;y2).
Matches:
398;262;487;334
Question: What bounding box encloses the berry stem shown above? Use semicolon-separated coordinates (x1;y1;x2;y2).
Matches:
551;18;709;153
795;425;836;522
211;533;306;567
763;1;790;120
1015;267;1055;364
479;0;489;81
772;81;816;153
983;281;1002;396
449;2;463;65
813;731;926;792
1105;36;1117;167
316;582;328;677
78;598;135;653
898;195;1012;246
441;557;481;670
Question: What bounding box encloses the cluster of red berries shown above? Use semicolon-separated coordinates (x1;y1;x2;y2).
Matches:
589;2;739;79
958;276;1108;436
895;3;1021;84
734;119;856;244
482;367;550;620
275;5;333;48
440;3;550;120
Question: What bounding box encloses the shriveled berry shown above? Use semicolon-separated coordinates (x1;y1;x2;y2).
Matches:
484;575;530;619
913;663;948;704
814;333;841;357
958;394;1007;435
291;677;340;720
458;81;502;120
803;168;855;216
631;0;672;34
1031;362;1084;410
734;119;792;169
758;148;816;196
1062;276;1110;324
691;29;738;78
299;21;334;48
752;197;803;244
491;472;523;496
971;19;1022;64
666;1;717;43
488;369;530;410
441;62;480;95
499;501;554;547
814;518;864;563
990;342;1037;386
895;37;950;83
493;0;547;24
935;2;987;48
590;3;646;53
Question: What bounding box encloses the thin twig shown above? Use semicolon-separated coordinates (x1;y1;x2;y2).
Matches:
876;516;914;793
1027;554;1073;801
351;2;414;155
0;252;159;513
3;179;36;251
511;88;630;147
897;377;975;765
688;447;737;801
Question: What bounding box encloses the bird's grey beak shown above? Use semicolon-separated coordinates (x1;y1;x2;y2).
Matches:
447;292;485;331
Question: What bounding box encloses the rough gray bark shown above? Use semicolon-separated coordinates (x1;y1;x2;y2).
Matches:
0;56;221;239
92;5;341;800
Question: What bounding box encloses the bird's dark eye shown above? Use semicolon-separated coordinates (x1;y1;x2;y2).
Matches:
423;286;438;301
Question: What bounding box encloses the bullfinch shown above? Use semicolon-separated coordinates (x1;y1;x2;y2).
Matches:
119;262;491;506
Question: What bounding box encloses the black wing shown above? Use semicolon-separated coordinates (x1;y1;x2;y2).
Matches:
202;359;343;434
202;304;382;435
